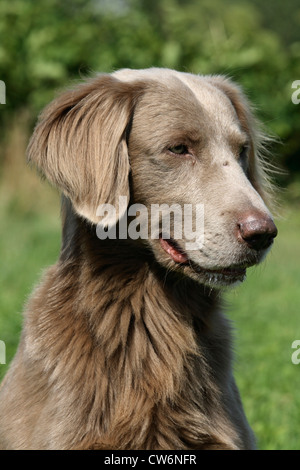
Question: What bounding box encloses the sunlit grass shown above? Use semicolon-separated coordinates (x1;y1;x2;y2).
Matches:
226;205;300;449
0;192;61;376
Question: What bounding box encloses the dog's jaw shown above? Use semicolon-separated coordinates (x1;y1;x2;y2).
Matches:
156;234;274;288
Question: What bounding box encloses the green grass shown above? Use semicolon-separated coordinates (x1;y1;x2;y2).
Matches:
225;205;300;450
0;196;61;375
0;197;299;450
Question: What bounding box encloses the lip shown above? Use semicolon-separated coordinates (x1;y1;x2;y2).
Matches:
189;262;247;285
204;266;246;277
159;236;247;281
188;260;247;282
159;236;189;264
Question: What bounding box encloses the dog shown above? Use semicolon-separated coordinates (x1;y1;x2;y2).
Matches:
0;68;277;450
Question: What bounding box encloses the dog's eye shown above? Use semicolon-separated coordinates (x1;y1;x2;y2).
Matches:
168;144;189;155
238;145;249;172
239;145;248;160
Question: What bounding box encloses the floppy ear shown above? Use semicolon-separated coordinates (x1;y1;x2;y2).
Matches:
206;76;276;209
27;74;144;224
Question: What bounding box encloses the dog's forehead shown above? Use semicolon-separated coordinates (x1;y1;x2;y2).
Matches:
114;68;240;129
177;76;232;114
114;68;243;143
115;68;231;106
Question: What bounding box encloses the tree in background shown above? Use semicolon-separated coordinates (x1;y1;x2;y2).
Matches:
0;0;299;180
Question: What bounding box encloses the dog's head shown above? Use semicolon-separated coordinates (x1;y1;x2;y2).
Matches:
27;68;277;287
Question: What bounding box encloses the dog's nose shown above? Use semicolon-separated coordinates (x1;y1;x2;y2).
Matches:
237;211;278;251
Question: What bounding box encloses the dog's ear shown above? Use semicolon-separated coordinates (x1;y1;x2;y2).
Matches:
205;76;276;208
27;75;144;224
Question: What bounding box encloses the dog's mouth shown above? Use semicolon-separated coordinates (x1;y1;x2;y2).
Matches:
159;236;189;264
190;263;247;284
159;236;247;285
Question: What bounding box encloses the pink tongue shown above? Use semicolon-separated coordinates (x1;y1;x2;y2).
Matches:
159;238;188;264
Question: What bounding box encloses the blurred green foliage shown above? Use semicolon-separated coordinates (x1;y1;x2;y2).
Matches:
0;0;299;178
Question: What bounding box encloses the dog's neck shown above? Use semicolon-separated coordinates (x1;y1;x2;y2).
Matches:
24;197;236;449
60;196;220;320
57;195;227;386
